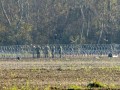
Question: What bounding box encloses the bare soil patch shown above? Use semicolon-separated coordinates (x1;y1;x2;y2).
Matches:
0;57;120;89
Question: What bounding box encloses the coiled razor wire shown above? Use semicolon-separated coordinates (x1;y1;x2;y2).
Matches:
0;44;119;59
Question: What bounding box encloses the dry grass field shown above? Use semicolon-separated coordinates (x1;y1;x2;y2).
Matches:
0;56;120;89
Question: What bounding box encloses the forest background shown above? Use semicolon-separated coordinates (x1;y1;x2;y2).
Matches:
0;0;120;45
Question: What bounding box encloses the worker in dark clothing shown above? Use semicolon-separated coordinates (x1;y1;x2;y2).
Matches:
36;46;40;58
108;52;112;58
51;46;55;58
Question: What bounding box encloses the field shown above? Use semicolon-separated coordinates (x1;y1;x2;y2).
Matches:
0;56;120;89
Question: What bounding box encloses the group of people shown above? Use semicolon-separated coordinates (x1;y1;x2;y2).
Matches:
32;45;62;58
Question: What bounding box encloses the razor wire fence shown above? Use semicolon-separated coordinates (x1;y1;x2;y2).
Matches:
0;44;120;59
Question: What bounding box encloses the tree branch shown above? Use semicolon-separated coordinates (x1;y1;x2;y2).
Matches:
0;0;11;26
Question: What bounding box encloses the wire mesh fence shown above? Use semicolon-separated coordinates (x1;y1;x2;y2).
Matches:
0;44;120;59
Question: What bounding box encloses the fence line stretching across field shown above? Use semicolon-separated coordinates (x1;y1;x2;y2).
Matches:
0;44;120;59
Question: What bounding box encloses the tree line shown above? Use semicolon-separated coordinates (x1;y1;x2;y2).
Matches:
0;0;120;45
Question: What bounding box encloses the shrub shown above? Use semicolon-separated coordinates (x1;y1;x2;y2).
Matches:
87;81;107;88
44;85;60;90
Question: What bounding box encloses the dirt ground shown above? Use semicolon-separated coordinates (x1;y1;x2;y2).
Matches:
0;57;120;89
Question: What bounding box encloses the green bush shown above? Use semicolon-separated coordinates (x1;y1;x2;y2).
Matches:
44;85;60;90
87;81;107;88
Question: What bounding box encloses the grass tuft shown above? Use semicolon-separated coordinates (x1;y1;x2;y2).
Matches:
67;85;83;90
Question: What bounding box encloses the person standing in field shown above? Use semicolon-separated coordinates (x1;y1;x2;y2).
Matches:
35;45;41;58
51;46;55;58
58;45;62;58
31;44;36;58
44;45;49;58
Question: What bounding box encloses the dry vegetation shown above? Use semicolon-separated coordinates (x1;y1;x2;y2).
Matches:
0;57;120;89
